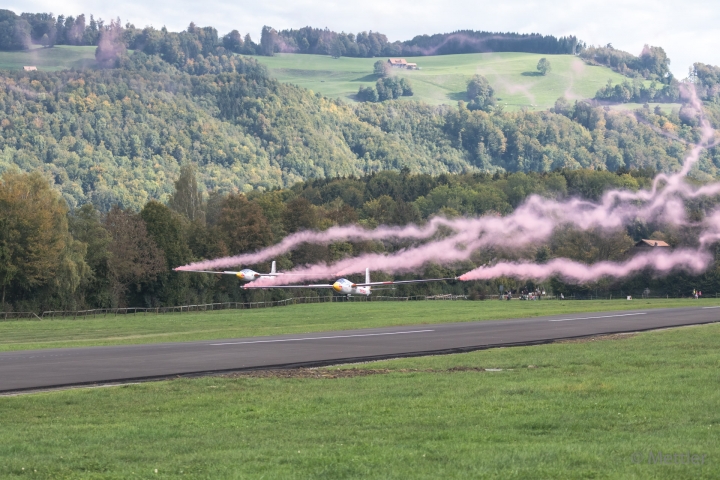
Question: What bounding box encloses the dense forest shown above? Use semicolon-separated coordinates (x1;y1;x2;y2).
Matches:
4;166;720;312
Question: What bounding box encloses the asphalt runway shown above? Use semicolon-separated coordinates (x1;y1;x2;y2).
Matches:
1;306;719;393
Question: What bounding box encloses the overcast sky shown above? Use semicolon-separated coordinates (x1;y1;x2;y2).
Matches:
7;0;719;77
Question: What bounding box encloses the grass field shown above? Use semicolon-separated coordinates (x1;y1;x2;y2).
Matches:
0;45;97;71
252;52;630;110
1;322;718;478
1;298;718;352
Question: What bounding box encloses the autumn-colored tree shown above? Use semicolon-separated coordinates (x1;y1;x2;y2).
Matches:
104;206;166;307
325;203;359;226
0;171;81;308
216;194;274;254
283;197;318;233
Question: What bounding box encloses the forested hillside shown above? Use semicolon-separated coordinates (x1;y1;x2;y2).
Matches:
1;48;717;210
2;10;720;312
5;167;720;312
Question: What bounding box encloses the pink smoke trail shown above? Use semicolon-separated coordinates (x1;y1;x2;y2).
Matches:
457;249;710;283
175;217;458;271
179;85;717;284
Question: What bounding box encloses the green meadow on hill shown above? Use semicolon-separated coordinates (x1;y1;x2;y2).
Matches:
0;47;672;112
0;45;98;71
252;52;630;110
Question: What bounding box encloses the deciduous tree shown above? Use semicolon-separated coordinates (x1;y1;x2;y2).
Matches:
537;57;551;75
104;206;165;307
216;193;274;253
0;171;76;308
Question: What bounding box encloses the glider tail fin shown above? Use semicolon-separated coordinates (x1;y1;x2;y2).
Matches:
271;261;276;275
365;268;370;285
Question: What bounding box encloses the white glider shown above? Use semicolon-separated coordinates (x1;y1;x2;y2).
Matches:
242;268;456;296
175;261;295;284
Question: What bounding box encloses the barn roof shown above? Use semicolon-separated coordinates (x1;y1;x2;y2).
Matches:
635;239;670;247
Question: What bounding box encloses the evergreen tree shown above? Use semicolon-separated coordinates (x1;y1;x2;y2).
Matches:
260;25;277;56
168;164;205;224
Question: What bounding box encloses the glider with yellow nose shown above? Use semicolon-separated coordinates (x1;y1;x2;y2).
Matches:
174;261;287;284
243;268;455;297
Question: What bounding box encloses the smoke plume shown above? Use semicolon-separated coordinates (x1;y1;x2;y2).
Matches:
181;84;719;288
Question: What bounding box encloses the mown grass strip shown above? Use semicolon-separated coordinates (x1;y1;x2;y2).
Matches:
0;298;717;352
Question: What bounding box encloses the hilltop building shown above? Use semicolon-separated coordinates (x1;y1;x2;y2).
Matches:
23;66;37;71
634;239;670;249
387;58;419;70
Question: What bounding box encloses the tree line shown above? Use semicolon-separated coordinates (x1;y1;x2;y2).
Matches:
691;63;720;101
593;78;681;104
3;166;720;312
2;9;583;59
579;44;672;82
272;27;582;58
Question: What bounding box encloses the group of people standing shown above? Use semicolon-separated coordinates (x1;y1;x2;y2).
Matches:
503;287;547;301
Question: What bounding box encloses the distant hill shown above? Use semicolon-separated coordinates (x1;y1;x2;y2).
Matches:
0;50;710;212
0;15;714;211
251;52;629;110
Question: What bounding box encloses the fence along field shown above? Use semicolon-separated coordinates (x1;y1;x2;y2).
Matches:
2;292;717;322
1;294;470;320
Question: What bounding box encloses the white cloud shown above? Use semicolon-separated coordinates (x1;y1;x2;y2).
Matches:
7;0;720;76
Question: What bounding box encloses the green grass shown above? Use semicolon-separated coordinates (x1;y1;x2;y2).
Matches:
1;298;717;352
0;45;97;71
252;52;629;110
2;322;718;478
